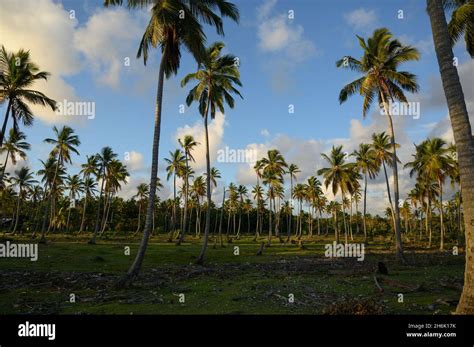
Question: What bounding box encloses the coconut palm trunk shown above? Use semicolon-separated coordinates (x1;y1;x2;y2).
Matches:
79;194;88;233
427;0;474;314
197;101;212;264
439;178;445;251
90;169;105;244
380;94;405;260
119;53;166;285
12;190;21;233
363;172;368;242
0;99;12;147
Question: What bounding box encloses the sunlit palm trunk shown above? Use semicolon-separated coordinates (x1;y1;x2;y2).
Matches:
90;169;105;244
119;54;166;285
0;99;12;147
197;104;212;264
12;191;21;234
380;95;405;260
427;0;474;313
341;193;348;244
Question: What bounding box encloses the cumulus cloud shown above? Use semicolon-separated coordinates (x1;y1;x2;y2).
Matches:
256;0;316;92
0;0;81;124
343;8;378;31
174;112;226;172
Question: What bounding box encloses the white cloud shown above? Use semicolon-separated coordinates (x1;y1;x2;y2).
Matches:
344;8;377;30
174;112;226;172
0;0;81;124
74;8;147;90
260;129;270;137
124;150;145;172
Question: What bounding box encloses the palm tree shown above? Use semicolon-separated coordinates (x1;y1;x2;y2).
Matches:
318;146;355;244
253;160;264;238
65;174;84;231
0;129;30;180
90;147;117;244
287;163;300;241
293;183;306;239
11;166;37;233
182;41;242;263
405;138;455;250
352;143;378;242
79;155;99;233
0;46;56;146
79;177;97;233
177;135;199;245
236;185;248;238
100;159;129;234
42;126;80;237
372;132;400;230
427;0;474;314
305;176;322;237
327;201;341;242
165;149;185;238
252;184;264;240
134;183;150;234
106;0;239;285
444;0;473;57
337;28;420;259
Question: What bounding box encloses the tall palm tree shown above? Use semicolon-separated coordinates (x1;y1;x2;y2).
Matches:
252;183;264;240
427;0;474;314
42;126;80;237
287;163;300;241
65;174;84;231
253;159;264;238
165;149;185;238
352;143;378;242
337;28;420;259
134;183;150;234
405;138;455;250
90;147;117;244
177;135;199;245
79;177;97;233
444;0;474;57
236;185;248;238
0;129;30;180
79;155;99;233
181;41;242;263
106;0;239;285
371;132;400;229
11;166;37;233
0;46;56;146
318;145;355;244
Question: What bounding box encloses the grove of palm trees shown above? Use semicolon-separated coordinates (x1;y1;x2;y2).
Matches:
0;0;473;344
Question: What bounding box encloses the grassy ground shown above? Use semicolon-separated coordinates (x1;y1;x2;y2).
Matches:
0;233;465;315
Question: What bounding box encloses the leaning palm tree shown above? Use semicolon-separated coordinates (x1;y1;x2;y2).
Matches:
11;166;37;233
427;0;474;314
352;143;378;242
0;45;56;146
106;0;239;284
0;129;30;180
182;41;242;264
337;28;420;259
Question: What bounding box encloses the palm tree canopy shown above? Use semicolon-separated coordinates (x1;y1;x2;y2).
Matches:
336;28;420;117
181;41;242;119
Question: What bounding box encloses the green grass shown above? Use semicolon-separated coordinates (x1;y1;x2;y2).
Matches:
0;233;465;315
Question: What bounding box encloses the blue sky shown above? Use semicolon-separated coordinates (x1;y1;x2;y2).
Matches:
1;0;472;213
